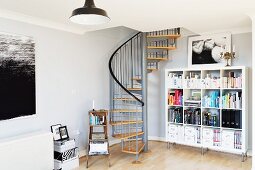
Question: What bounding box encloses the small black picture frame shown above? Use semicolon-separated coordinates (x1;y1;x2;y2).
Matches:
51;124;62;141
59;126;69;140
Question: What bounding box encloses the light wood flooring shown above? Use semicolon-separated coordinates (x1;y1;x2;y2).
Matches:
77;141;251;170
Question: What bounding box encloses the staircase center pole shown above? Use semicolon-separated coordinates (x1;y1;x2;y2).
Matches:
141;32;148;152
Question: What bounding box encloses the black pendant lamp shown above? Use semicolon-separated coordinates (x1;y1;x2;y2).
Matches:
70;0;110;25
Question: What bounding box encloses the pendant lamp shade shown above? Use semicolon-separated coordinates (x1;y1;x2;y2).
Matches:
70;0;110;25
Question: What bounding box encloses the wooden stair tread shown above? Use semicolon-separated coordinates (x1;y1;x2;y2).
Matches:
113;132;144;139
127;88;142;91
147;34;181;38
147;57;168;61
147;46;176;50
111;109;142;113
147;68;158;71
122;141;145;154
132;77;142;81
110;120;143;126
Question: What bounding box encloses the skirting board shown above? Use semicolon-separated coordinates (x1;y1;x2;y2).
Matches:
79;136;252;157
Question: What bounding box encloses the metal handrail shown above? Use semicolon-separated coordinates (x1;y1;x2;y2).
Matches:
108;32;144;106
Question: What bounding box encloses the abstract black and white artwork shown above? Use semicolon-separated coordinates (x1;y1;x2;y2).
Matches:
188;33;231;68
0;32;35;121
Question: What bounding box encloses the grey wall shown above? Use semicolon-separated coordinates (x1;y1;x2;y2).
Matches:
148;32;253;150
0;18;136;152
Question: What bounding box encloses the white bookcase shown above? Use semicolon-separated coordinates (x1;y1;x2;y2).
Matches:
165;66;248;160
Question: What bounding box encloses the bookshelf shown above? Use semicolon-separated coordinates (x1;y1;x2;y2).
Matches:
165;66;248;161
86;110;110;168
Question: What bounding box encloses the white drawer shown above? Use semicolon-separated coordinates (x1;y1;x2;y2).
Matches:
222;130;234;149
185;127;195;137
203;128;213;140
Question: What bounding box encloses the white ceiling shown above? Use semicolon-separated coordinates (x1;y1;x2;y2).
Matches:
0;0;253;34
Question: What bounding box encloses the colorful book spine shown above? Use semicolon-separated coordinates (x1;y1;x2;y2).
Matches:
234;131;242;149
168;90;183;106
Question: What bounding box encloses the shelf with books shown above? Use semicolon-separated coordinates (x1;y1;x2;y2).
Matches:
202;108;220;127
165;66;248;159
184;107;201;125
168;107;183;124
202;89;220;108
168;89;183;106
221;90;242;110
222;69;242;89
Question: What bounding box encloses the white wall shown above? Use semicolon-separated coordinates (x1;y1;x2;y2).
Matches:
148;32;253;151
0;18;136;152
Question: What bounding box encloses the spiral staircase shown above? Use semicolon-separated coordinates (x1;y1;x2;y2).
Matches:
108;28;180;162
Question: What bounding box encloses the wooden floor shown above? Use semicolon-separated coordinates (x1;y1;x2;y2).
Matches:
77;141;251;170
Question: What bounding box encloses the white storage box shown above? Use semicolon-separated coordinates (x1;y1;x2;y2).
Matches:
89;141;108;155
54;156;79;170
203;128;213;139
202;128;213;147
185;126;195;137
222;130;234;149
184;135;195;144
168;133;177;142
168;124;178;134
54;139;76;153
177;126;184;142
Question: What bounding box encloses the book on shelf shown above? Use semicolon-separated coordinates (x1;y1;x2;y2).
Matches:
213;129;221;146
234;131;242;149
202;91;220;108
203;111;219;127
184;108;201;125
168;107;183;123
222;92;242;109
222;110;241;129
168;89;183;106
222;72;242;88
89;113;105;126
